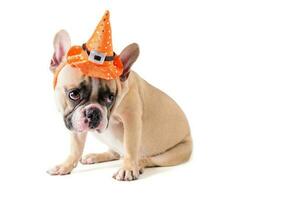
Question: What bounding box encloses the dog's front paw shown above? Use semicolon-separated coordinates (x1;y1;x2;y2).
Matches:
80;153;99;164
80;153;108;164
47;163;74;176
112;166;143;181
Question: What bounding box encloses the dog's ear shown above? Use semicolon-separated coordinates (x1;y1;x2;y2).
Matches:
119;43;139;81
50;30;71;73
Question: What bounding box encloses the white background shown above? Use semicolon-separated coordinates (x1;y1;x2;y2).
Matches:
0;0;293;199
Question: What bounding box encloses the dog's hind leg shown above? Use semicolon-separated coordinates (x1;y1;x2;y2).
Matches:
80;150;120;164
140;135;193;168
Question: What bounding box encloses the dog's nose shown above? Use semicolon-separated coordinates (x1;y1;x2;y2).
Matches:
86;107;102;129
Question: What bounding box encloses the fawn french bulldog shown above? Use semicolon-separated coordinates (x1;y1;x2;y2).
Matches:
47;11;192;181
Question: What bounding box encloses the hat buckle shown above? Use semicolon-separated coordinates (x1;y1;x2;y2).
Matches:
89;50;106;64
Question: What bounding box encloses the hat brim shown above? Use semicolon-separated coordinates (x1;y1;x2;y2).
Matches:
67;46;123;80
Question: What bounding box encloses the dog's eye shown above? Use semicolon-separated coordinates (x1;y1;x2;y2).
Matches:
68;89;81;101
104;93;114;104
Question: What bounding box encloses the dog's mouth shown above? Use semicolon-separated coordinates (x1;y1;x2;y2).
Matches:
96;120;111;134
95;119;108;134
95;123;108;133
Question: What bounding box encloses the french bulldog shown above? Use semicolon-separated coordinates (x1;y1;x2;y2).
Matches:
47;30;193;181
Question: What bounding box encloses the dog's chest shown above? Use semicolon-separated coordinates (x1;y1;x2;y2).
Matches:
91;117;125;155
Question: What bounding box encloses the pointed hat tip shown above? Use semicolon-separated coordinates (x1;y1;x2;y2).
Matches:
104;10;110;17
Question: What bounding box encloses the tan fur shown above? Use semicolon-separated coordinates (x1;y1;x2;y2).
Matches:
48;31;192;180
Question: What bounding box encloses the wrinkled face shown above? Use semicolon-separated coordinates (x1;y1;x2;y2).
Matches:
50;30;139;133
55;65;118;133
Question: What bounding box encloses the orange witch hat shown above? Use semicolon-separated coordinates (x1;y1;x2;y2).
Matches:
66;10;123;80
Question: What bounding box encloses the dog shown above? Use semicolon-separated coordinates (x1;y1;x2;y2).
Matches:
47;26;192;181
